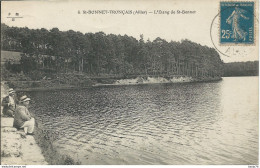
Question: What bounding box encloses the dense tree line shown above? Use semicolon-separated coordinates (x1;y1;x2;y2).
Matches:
223;61;258;77
1;23;224;77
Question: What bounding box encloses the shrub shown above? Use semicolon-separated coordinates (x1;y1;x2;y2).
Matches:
31;82;41;88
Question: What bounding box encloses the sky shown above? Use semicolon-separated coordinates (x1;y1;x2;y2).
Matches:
1;0;259;63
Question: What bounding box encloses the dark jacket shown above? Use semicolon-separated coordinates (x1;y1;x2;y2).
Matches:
13;105;31;128
1;96;17;116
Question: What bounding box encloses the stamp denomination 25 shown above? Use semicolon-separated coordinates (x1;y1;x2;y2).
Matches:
220;1;254;45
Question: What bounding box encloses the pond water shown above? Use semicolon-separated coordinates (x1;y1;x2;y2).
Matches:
28;77;258;165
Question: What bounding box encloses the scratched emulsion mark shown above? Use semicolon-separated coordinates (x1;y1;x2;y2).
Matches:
220;1;254;45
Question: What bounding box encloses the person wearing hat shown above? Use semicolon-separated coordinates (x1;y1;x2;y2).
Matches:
13;95;35;135
1;88;17;117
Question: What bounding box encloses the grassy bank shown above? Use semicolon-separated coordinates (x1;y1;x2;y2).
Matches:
2;69;96;90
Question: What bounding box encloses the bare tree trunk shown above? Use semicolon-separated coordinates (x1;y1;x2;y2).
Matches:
82;58;84;72
190;63;192;76
78;60;80;72
183;62;185;76
177;59;179;75
42;57;45;69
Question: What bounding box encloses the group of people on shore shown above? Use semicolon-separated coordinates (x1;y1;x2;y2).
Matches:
2;88;35;135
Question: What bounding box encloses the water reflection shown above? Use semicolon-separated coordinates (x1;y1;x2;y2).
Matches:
28;77;258;164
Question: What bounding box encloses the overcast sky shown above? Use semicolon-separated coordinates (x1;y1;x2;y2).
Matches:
1;0;259;63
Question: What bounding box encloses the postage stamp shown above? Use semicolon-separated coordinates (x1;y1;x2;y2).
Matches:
220;1;255;45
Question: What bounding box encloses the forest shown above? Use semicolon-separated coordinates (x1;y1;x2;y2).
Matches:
1;23;224;79
223;61;258;77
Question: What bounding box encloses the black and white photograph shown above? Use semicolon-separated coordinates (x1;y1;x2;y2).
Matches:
0;0;259;166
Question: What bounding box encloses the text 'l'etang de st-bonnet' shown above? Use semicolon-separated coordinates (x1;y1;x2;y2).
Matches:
0;0;259;166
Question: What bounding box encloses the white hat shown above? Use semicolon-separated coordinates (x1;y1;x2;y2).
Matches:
20;95;31;102
8;88;15;94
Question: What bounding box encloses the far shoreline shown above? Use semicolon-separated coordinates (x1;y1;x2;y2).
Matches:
13;75;260;92
3;76;223;92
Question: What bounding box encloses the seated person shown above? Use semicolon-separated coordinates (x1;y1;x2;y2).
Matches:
1;88;17;117
13;95;35;135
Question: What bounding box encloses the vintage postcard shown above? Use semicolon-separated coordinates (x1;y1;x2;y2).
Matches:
1;0;259;166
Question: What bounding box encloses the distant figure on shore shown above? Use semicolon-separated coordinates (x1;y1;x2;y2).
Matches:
13;95;35;135
1;88;17;117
